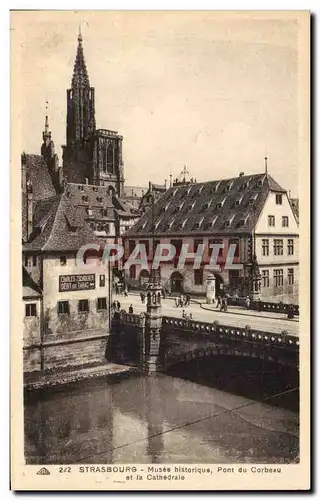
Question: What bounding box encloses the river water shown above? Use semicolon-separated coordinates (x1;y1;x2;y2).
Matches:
25;357;299;464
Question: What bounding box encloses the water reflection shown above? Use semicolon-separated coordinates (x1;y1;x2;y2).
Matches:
25;368;299;464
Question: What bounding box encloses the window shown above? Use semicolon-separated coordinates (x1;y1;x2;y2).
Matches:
209;238;223;259
97;297;107;310
276;194;283;205
288;239;294;255
78;299;89;313
25;303;36;317
194;239;203;252
86;208;93;216
282;216;289;227
99;275;105;287
82;195;88;202
24;255;29;267
262;239;269;256
274;269;284;287
128;240;136;255
194;268;204;286
97;197;103;203
273;239;283;256
268;215;275;227
32;255;37;266
262;270;269;288
60;256;67;266
129;265;136;280
288;268;294;285
58;301;69;315
103;209;108;216
229;238;239;258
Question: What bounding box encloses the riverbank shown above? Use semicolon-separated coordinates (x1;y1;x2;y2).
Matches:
24;361;139;392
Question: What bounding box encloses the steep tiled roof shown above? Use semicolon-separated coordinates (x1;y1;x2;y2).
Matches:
23;154;56;201
65;183;137;221
22;266;42;298
124;173;286;237
23;193;101;252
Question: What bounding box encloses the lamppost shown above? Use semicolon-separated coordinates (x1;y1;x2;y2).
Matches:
250;202;262;301
143;185;163;373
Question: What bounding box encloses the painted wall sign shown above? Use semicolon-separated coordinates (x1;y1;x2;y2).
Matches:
59;274;96;292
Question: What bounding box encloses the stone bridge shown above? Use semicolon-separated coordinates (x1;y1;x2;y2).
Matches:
161;316;299;370
111;312;299;371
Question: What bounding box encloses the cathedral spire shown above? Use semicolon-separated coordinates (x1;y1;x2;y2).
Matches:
66;30;96;144
42;100;51;142
72;26;90;88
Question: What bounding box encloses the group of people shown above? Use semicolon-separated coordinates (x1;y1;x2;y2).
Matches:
215;295;229;312
182;309;193;320
114;282;128;297
175;294;191;308
111;301;134;314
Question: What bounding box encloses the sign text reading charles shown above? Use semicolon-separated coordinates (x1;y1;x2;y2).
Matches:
59;274;96;292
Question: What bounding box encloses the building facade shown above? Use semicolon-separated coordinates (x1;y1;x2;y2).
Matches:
22;192;110;373
123;172;299;303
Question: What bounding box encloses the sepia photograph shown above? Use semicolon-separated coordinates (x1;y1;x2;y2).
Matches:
10;10;310;490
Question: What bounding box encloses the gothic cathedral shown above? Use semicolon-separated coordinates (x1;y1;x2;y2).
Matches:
62;30;125;197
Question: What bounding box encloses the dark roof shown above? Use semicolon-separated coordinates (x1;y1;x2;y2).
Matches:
23;193;101;252
23;154;56;201
124;173;286;237
65;183;137;221
22;266;42;298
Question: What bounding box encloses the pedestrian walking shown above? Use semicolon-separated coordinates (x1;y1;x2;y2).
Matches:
216;295;221;309
185;294;191;307
117;301;121;311
245;296;251;309
182;309;186;318
175;297;179;308
129;304;133;314
124;287;128;297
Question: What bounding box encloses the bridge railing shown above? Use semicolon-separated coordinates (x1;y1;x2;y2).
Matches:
112;311;146;328
226;298;299;316
162;316;299;350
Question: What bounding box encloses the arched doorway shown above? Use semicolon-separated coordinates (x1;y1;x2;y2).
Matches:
170;271;184;294
139;269;150;288
214;273;224;297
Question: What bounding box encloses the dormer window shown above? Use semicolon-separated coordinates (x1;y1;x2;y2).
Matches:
216;197;226;209
155;218;162;230
181;218;188;229
234;196;243;207
211;215;218;227
211;181;221;193
238;215;249;228
164;202;171;212
187;186;192;196
172;188;179;197
142;221;147;230
249;193;258;205
225;214;235;227
202;199;213;212
198;185;204;195
168;220;174;230
179;202;185;211
189;201;196;211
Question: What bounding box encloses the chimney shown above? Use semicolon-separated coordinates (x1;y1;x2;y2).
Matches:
164;179;167;188
239;172;244;177
26;179;33;239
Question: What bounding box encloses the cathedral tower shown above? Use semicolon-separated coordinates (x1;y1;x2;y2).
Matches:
62;30;124;196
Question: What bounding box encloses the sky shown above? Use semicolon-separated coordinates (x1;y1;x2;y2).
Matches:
13;11;303;196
